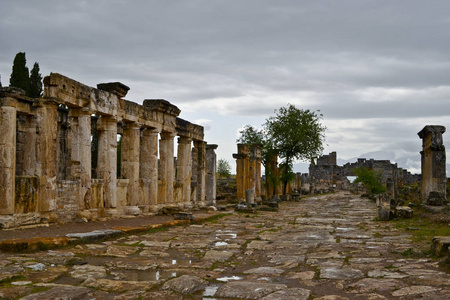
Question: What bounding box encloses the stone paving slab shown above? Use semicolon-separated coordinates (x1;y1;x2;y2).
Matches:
1;191;450;299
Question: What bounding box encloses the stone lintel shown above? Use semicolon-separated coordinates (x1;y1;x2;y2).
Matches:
97;82;130;98
143;99;181;117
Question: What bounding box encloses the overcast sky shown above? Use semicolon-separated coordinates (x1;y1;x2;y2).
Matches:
1;1;449;174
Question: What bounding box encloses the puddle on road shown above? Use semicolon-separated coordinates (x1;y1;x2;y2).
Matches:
214;241;229;247
203;285;220;298
170;259;192;266
215;230;237;239
216;275;243;282
111;269;176;281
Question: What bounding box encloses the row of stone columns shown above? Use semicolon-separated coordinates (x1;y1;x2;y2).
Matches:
0;99;216;216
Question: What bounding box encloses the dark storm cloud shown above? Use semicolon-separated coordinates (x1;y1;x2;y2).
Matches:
1;1;450;171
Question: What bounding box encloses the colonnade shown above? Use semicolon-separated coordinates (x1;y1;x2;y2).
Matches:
0;73;217;225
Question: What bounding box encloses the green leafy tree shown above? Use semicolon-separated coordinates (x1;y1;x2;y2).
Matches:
29;62;43;98
353;167;386;195
264;104;326;194
217;158;232;178
9;52;30;94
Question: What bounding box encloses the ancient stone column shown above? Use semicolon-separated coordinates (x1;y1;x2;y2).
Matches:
265;153;279;198
206;144;218;206
254;146;262;197
177;136;192;206
0;104;17;214
35;101;58;212
233;144;249;201
194;141;206;207
190;145;198;206
418;125;447;205
121;122;141;207
69;108;92;210
159;132;176;204
140;128;159;209
97;115;118;208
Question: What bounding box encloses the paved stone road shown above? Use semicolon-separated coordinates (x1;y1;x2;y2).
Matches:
1;191;450;299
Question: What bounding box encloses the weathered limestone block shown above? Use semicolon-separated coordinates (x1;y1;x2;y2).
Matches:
431;236;450;256
376;194;395;220
395;206;413;219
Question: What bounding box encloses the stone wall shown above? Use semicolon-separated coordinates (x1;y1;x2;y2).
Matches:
0;73;217;228
309;152;421;195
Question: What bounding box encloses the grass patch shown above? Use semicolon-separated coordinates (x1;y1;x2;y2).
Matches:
0;275;26;285
393;210;450;243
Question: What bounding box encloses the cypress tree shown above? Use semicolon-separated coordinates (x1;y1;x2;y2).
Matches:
29;62;43;98
9;52;30;94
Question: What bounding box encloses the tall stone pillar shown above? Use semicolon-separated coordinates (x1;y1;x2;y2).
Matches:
121;122;141;206
159;132;176;204
97;116;118;208
190;145;198;206
177;136;192;206
233;144;249;201
418;125;447;205
0;104;17;214
206;144;218;206
140;128;159;209
70;108;92;210
194;141;206;207
253;146;262;197
36;101;58;212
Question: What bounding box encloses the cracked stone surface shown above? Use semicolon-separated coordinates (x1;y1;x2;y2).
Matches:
1;191;450;299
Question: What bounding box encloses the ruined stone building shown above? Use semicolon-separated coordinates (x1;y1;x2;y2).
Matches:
309;152;421;194
0;73;217;228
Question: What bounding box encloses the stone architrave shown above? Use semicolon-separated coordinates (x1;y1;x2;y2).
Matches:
140;128;159;208
97;115;118;208
206;144;218;206
194;141;206;207
121;122;141;206
177;136;192;205
35;101;58;212
233;144;249;201
0;103;17;214
418;125;447;205
159;132;176;204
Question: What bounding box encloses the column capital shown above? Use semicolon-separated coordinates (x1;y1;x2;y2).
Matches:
178;136;192;144
124;121;141;130
160;131;177;140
